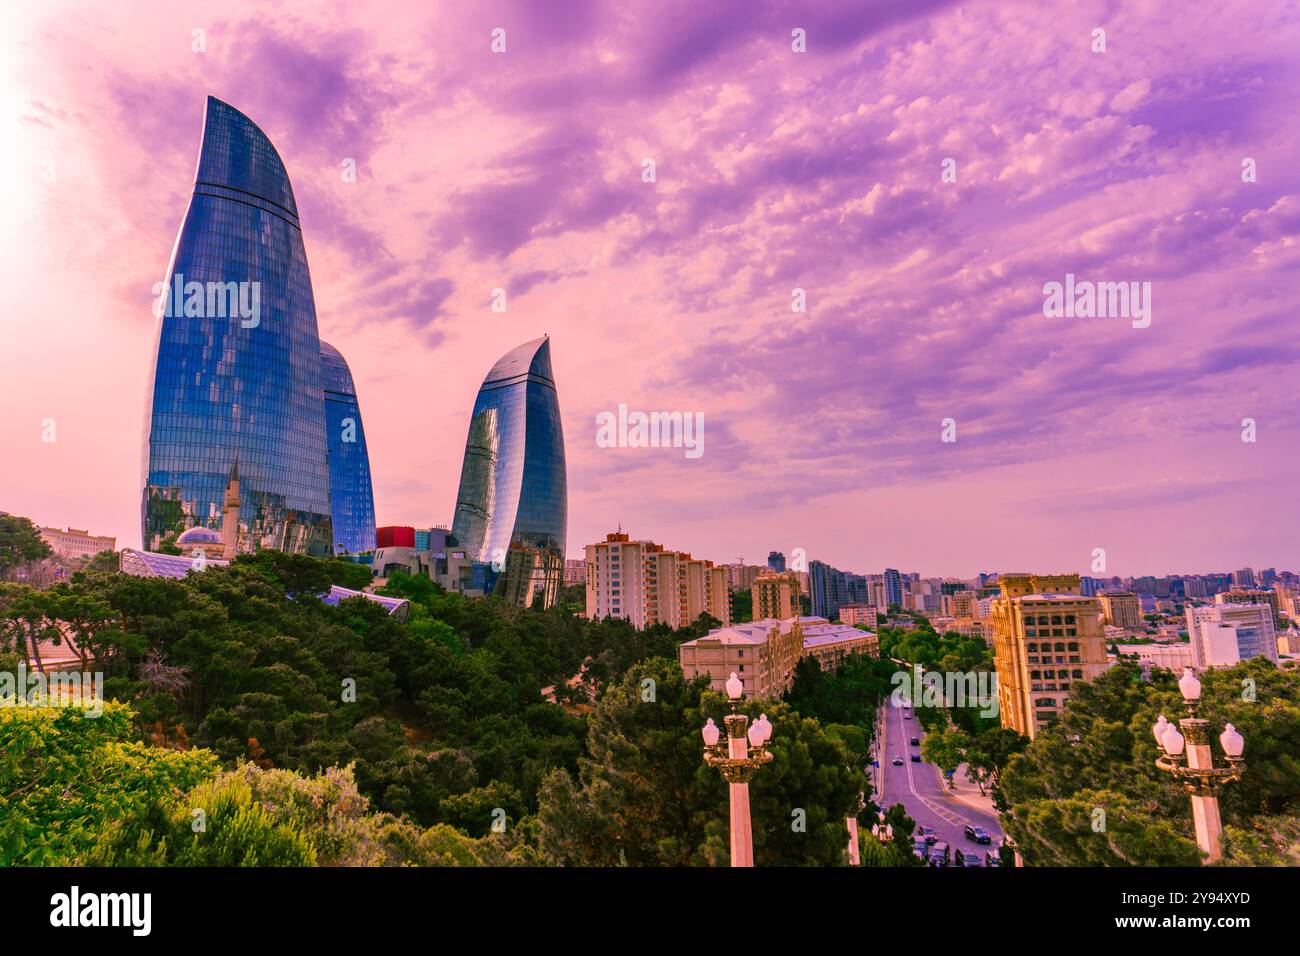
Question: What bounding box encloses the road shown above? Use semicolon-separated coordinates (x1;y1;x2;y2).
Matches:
874;700;1004;865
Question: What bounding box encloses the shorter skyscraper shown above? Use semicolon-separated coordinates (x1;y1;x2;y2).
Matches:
320;341;377;554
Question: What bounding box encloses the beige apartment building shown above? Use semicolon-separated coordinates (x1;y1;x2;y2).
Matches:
839;603;878;628
990;574;1108;740
679;616;876;699
585;531;730;629
752;571;800;620
38;526;116;559
1099;591;1143;630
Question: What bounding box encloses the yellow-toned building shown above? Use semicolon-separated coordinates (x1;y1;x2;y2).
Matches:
752;571;800;621
990;574;1107;739
1099;591;1142;630
585;531;731;629
679;618;806;699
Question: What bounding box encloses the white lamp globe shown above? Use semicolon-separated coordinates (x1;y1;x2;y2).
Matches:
702;718;720;747
1152;715;1169;749
1220;723;1244;759
1163;725;1186;757
1179;667;1202;702
726;672;744;700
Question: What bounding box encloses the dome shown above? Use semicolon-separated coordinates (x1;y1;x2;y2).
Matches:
176;526;222;545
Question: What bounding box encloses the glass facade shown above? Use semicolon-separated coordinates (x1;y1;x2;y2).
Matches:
451;336;567;608
141;97;333;556
320;341;377;554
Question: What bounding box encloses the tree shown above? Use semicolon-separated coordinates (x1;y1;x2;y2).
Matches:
919;725;967;787
0;515;51;580
730;588;753;624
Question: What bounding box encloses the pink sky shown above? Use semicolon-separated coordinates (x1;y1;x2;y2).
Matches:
3;0;1299;577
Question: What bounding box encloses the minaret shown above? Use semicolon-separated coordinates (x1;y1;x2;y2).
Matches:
221;459;241;559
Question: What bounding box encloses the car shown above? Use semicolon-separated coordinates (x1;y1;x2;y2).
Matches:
985;850;1003;867
910;753;922;762
964;825;992;844
918;825;938;845
910;737;921;746
892;755;904;766
913;840;928;861
903;712;912;720
954;848;983;867
927;841;950;867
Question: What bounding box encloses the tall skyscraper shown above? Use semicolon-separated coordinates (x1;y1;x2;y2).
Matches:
142;97;333;556
990;574;1108;740
884;568;903;609
451;336;567;608
320;342;376;554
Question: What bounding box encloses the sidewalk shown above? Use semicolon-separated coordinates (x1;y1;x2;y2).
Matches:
945;762;998;817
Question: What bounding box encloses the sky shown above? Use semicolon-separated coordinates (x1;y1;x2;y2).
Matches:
3;0;1298;578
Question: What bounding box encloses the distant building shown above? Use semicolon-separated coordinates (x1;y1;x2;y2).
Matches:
1186;604;1277;669
320;341;377;554
884;568;903;608
990;574;1109;740
371;526;490;598
585;531;728;629
809;560;868;620
1113;643;1196;673
752;571;800;620
1231;568;1257;588
563;558;586;586
1215;588;1283;630
38;526;116;560
1099;591;1143;630
767;551;786;573
839;604;878;628
723;563;766;593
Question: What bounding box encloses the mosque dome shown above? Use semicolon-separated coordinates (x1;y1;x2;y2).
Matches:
176;526;222;546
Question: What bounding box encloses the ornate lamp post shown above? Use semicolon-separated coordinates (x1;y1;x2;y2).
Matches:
702;671;773;867
1152;668;1246;864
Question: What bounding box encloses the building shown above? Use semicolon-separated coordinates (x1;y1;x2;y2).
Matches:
37;526;116;559
585;531;729;629
142;97;334;556
450;336;567;609
1113;643;1196;673
563;558;586;586
990;574;1108;740
752;571;800;620
723;563;767;593
839;604;878;628
767;551;786;573
1186;604;1278;669
1231;568;1256;588
809;560;868;620
320;342;377;554
678;616;877;699
1099;591;1143;630
884;568;903;609
1215;588;1283;630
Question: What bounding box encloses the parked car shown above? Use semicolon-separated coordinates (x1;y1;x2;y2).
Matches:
892;755;904;766
927;841;950;867
910;737;921;746
918;825;938;845
954;848;983;867
985;850;1003;867
910;752;922;762
903;711;912;720
913;840;928;861
964;825;992;844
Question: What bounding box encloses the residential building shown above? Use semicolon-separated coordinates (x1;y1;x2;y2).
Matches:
884;568;903;608
320;341;377;554
563;558;586;586
752;570;800;620
1099;591;1143;630
585;531;729;629
450;336;567;609
1215;588;1283;630
990;574;1109;740
839;604;878;628
767;551;786;573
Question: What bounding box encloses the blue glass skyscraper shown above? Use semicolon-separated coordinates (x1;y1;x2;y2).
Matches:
321;341;377;554
451;336;567;608
141;97;333;556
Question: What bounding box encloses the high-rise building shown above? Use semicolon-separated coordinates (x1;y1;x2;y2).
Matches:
1186;604;1278;668
1099;591;1143;630
990;574;1108;740
884;568;903;608
1231;568;1256;588
752;571;800;620
767;551;786;573
1215;588;1283;630
809;560;868;620
584;531;729;628
142;97;334;556
320;342;376;554
451;336;567;609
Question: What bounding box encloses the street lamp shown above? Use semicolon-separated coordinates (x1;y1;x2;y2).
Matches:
1153;668;1245;864
702;671;774;867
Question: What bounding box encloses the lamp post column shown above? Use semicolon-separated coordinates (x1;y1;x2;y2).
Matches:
1182;718;1224;863
725;712;754;867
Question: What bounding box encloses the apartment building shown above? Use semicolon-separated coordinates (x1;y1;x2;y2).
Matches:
585;531;730;629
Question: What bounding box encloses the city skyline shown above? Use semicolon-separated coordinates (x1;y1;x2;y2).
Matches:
6;1;1300;576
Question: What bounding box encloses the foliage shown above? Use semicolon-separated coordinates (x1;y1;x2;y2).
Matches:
0;515;52;579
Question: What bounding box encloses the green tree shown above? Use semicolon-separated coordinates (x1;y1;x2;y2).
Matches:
0;515;52;580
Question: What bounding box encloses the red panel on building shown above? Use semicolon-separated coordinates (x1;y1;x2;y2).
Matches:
376;526;415;549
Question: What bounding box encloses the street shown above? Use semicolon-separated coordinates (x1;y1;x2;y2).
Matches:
874;700;1004;865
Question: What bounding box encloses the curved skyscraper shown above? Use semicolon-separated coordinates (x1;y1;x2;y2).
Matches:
321;341;377;554
141;97;333;556
451;336;567;608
